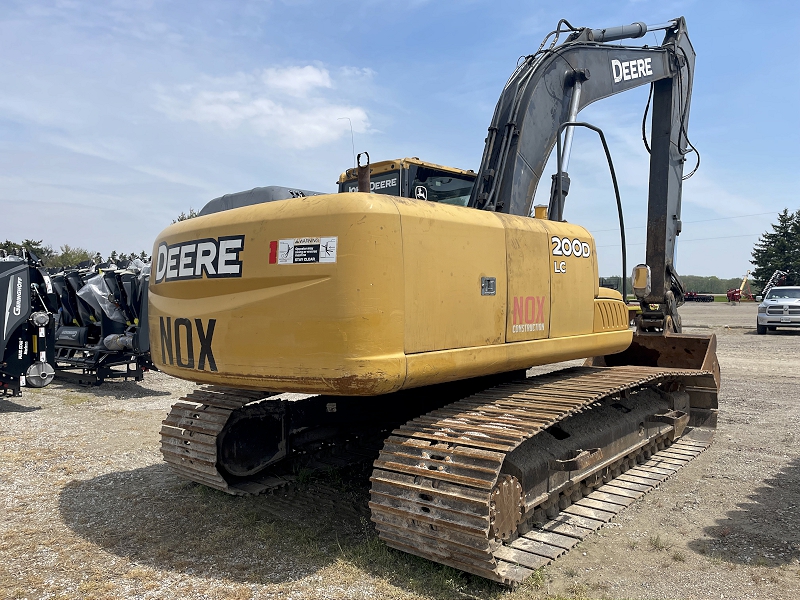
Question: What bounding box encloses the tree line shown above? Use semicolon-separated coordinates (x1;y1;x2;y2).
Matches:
602;208;799;295
1;239;149;269
600;275;745;295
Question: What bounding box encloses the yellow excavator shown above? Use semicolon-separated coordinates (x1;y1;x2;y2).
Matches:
150;17;719;586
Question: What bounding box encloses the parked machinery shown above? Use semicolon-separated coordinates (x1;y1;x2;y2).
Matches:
2;248;154;394
685;291;715;302
151;17;718;586
49;259;153;385
727;270;753;302
0;249;57;396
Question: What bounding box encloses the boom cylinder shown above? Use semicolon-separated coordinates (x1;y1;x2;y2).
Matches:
560;77;584;172
589;20;676;43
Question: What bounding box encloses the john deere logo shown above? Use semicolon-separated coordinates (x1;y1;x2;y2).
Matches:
155;235;244;283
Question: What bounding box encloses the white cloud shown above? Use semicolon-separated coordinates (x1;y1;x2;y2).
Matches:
681;167;770;216
155;65;371;149
262;65;331;96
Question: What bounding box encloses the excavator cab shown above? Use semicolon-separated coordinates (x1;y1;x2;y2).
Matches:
337;157;476;205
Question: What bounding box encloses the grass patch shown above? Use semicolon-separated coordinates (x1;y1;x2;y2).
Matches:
63;393;92;406
519;567;546;590
565;581;590;598
648;534;672;552
672;550;686;562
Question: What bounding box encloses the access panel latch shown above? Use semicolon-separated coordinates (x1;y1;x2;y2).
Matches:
481;277;497;296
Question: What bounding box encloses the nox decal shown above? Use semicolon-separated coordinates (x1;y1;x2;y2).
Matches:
512;296;546;333
159;317;217;372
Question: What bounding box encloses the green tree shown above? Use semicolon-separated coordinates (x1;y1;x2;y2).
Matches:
680;275;742;294
0;239;55;263
1;239;20;255
173;208;199;223
49;245;96;269
751;209;800;289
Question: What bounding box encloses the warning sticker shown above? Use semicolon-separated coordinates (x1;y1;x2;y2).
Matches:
277;237;337;264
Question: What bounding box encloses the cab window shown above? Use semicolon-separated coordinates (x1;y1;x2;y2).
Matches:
410;167;475;207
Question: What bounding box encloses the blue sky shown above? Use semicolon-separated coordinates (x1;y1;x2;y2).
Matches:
0;0;797;277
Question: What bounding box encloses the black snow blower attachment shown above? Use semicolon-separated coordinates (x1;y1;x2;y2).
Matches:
1;248;57;396
49;258;154;385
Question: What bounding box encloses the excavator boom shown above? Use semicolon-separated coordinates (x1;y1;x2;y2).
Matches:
470;17;695;329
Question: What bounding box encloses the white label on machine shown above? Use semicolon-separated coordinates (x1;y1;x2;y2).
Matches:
277;237;337;264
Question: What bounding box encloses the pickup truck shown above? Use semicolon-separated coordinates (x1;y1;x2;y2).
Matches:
757;286;800;334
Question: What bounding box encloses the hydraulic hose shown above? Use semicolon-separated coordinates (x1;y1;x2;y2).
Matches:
555;121;627;301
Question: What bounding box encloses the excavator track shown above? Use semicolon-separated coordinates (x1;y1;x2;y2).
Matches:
369;365;716;586
160;386;281;494
160;365;716;586
161;386;390;495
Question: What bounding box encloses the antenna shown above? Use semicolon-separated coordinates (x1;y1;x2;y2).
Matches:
338;117;356;169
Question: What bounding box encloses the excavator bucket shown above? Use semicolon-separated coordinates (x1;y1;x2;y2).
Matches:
586;330;719;429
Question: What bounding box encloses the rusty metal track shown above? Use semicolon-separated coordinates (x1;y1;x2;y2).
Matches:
160;386;288;495
160;386;386;495
490;430;713;581
369;365;715;586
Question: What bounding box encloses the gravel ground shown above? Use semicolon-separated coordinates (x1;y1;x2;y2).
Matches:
1;302;798;600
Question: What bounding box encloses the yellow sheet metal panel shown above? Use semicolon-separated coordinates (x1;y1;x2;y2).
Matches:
406;329;633;388
395;198;507;353
543;222;598;338
149;195;633;396
593;299;629;333
597;287;623;300
498;213;551;342
149;193;407;395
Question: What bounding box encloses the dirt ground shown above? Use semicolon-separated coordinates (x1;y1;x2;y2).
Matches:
1;302;798;600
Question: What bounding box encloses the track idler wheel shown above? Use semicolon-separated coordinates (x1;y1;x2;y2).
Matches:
489;475;524;541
